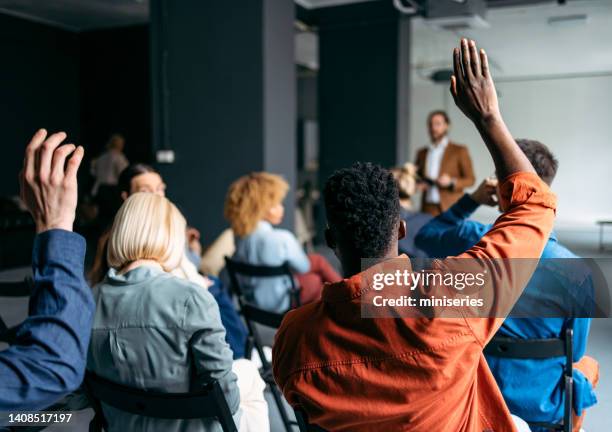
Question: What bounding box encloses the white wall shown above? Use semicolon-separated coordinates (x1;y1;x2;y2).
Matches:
409;75;612;229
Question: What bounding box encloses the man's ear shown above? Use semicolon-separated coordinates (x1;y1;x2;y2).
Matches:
325;227;336;250
398;219;407;241
120;191;128;201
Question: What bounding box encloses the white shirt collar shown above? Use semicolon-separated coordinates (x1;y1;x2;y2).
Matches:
429;135;449;151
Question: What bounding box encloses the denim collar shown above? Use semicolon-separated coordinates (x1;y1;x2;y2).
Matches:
105;264;165;285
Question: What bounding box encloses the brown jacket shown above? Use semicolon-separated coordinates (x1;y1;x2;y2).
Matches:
415;141;475;211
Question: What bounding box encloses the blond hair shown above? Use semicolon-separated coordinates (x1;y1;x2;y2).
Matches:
107;193;186;272
391;162;418;200
224;172;288;237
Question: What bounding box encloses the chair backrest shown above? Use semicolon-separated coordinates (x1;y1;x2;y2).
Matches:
484;321;574;432
241;303;286;329
224;257;299;308
84;371;238;432
295;409;328;432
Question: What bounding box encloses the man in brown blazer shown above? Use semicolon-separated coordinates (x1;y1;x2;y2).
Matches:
415;110;475;215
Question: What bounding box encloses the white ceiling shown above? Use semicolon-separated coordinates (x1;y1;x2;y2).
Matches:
411;0;612;82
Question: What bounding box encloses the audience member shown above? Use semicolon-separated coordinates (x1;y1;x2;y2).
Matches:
415;110;475;216
272;39;556;431
0;129;94;410
89;163;248;359
90;134;129;227
224;172;340;312
87;192;268;432
90;133;129;197
415;139;598;431
390;163;432;258
200;228;235;276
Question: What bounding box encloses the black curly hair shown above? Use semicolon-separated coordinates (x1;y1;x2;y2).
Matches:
516;139;558;185
324;162;400;258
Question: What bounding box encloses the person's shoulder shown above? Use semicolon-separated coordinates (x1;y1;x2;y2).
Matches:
276;302;320;347
269;227;300;244
274;302;323;375
416;146;428;156
145;272;213;303
448;141;469;152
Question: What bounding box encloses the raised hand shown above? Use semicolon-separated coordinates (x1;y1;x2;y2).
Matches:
20;129;84;233
450;39;534;180
450;39;500;125
470;177;499;206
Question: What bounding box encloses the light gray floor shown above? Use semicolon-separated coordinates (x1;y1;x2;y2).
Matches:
1;233;610;431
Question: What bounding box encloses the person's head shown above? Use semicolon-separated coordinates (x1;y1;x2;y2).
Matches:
324;162;405;276
516;139;558;186
224;172;289;237
118;163;166;201
107;193;186;272
427;110;450;143
390;163;418;206
106;133;125;152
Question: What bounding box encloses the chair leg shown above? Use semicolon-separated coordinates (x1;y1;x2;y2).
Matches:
269;380;296;431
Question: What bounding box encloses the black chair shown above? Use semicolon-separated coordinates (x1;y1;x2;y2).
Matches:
0;278;33;343
83;371;238;432
295;409;328;432
484;321;574;432
224;257;298;432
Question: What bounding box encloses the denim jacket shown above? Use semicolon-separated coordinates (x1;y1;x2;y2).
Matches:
87;265;240;432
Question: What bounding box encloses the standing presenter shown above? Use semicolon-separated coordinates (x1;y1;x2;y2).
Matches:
415;110;475;215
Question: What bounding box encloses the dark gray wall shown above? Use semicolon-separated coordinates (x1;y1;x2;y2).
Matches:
316;2;409;186
0;14;80;197
151;0;296;242
80;25;152;169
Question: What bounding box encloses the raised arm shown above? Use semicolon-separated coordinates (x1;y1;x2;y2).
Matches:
442;41;556;342
451;39;534;179
0;130;94;411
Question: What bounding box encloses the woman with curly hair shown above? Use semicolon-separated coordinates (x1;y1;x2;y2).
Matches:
225;172;340;312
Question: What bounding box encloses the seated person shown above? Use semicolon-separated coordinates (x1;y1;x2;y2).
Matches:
389;163;432;258
1;129;94;410
272;39;557;431
200;227;235;276
89;163;248;359
87;193;268;432
415;140;598;431
225;172;340;312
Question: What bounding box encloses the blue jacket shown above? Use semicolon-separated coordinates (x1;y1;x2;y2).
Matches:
0;230;95;411
207;276;247;359
415;194;597;423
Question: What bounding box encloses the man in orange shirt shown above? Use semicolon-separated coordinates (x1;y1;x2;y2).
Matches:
273;39;557;431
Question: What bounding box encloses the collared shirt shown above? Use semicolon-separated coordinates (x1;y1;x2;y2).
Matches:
415;193;597;422
88;265;239;432
90;150;129;195
0;230;94;412
273;172;556;432
425;135;449;204
231;221;310;312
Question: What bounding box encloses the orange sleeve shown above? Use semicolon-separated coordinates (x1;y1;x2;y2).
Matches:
455;172;556;345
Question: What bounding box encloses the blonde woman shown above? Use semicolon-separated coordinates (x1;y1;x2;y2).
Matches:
390;163;432;258
224;172;340;313
88;193;268;432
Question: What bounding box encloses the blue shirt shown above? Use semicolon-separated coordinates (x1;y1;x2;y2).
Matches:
0;230;94;412
415;194;597;423
231;221;309;312
207;275;247;359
